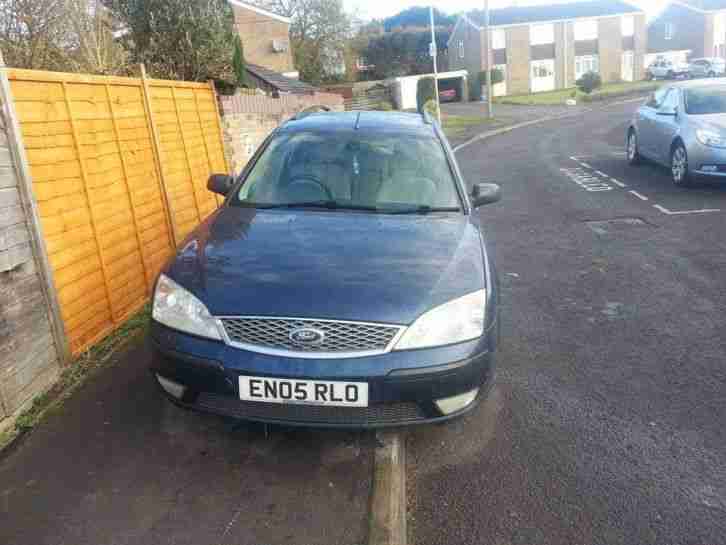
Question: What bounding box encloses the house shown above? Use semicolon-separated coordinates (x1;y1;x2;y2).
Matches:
647;1;726;66
447;0;647;97
228;0;310;93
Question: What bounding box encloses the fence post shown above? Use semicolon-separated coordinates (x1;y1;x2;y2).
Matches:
208;80;232;174
139;64;177;248
0;51;70;364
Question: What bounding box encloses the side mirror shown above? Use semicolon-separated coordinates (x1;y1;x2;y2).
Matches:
471;183;501;208
207;174;234;196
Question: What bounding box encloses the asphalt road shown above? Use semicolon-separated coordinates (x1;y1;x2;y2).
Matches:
0;341;373;545
408;101;726;545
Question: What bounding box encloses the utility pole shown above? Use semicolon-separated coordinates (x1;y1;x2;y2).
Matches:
484;0;494;118
430;6;441;123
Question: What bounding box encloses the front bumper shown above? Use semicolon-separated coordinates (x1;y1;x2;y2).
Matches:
687;140;726;178
149;321;497;428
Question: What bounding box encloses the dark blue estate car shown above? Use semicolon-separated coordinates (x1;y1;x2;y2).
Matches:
149;111;501;427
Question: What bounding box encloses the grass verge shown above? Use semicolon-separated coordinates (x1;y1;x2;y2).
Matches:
497;80;661;106
0;305;151;453
441;114;497;139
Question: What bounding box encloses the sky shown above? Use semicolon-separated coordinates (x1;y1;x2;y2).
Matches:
344;0;669;21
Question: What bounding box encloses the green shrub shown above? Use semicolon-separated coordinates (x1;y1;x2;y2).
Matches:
423;99;439;119
576;72;602;95
376;101;393;111
477;68;505;86
417;77;436;113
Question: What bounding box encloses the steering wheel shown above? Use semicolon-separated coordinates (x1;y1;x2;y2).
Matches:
286;174;333;201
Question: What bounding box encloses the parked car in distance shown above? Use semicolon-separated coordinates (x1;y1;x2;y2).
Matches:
627;79;726;186
647;59;691;80
439;88;458;102
689;58;726;78
149;111;501;428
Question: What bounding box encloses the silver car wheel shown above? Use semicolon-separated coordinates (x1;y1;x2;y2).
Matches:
628;133;637;160
672;146;687;184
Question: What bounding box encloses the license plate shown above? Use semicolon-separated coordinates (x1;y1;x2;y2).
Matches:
239;376;369;407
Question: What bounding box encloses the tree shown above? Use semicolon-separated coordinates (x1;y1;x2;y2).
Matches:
416;76;435;113
65;0;128;75
0;0;71;70
383;7;453;32
361;29;449;80
577;71;602;94
252;0;352;84
103;0;236;81
232;35;247;87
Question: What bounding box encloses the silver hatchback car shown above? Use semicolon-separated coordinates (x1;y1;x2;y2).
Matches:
627;79;726;186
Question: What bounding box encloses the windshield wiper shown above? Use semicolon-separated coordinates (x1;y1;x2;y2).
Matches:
387;206;461;215
256;201;379;211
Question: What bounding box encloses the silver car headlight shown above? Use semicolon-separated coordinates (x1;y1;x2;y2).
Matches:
696;129;726;148
152;274;222;340
395;290;486;350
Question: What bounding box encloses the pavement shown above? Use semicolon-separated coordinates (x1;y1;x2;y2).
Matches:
442;101;591;148
0;341;374;545
408;101;726;545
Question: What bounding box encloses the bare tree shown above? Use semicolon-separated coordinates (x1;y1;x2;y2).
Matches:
0;0;70;70
65;0;128;74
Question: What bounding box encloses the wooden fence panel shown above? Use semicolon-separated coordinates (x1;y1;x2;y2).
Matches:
6;69;223;355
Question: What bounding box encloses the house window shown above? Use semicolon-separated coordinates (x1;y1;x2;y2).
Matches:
492;28;506;50
575;55;599;80
622;16;634;38
458;40;464;59
530;24;554;46
574;20;598;41
665;22;674;40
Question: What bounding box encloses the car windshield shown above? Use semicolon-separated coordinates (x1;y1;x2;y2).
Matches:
684;86;726;115
233;130;462;213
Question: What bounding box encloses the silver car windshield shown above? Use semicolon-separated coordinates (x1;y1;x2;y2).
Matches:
234;130;462;212
684;86;726;115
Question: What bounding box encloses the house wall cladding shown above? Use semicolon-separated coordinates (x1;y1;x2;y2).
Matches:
6;69;228;355
0;76;61;421
219;92;344;174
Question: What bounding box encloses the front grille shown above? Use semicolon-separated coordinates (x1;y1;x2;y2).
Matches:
219;317;403;356
195;393;426;426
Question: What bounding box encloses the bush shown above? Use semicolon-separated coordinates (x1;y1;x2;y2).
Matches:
477;68;505;86
576;71;602;95
376;101;394;111
423;99;439;119
417;77;436;113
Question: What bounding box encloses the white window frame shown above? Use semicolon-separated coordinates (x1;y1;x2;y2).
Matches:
574;54;600;81
621;16;635;38
530;23;554;46
665;22;674;41
458;40;464;59
574;20;598;41
492;28;506;50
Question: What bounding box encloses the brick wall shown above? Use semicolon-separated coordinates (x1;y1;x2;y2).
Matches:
507;26;531;95
219;92;344;173
634;14;648;81
232;4;295;74
598;17;623;84
0;83;61;424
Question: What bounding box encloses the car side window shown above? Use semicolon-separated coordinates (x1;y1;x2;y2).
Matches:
660;89;679;113
647;87;669;109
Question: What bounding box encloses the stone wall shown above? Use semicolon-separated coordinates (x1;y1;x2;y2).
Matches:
219;92;345;174
0;81;61;425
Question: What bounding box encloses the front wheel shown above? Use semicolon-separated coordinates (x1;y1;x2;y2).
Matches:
671;143;691;187
627;130;641;165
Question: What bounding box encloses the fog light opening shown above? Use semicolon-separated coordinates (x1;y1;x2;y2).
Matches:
156;374;186;400
435;388;479;415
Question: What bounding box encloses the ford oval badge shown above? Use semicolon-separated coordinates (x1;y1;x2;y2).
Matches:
289;327;325;346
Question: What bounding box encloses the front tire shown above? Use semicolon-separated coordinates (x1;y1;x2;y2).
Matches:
671;142;691;187
627;129;641;165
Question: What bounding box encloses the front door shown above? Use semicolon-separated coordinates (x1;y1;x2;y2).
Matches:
531;60;556;93
638;87;671;158
653;88;681;164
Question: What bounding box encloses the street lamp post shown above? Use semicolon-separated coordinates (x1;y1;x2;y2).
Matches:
430;6;442;123
484;0;494;118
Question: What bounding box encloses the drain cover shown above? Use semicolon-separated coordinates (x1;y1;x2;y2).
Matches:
585;218;649;235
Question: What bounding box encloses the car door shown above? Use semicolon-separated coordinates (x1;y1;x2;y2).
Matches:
652;88;682;164
638;87;671;158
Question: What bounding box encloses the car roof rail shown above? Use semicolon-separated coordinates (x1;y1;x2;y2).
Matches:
292;105;331;121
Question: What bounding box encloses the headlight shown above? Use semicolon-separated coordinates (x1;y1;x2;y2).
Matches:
152;274;222;340
696;129;726;148
395;290;486;350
